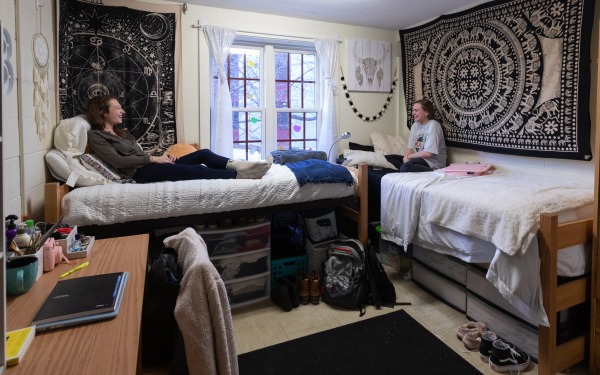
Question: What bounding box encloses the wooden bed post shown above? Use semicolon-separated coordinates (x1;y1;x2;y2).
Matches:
339;163;368;248
538;213;592;374
44;182;70;223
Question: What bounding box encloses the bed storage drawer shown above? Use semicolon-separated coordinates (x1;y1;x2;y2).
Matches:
212;249;269;281
466;291;538;361
412;245;466;285
466;264;534;325
412;259;466;313
197;221;270;257
226;273;270;308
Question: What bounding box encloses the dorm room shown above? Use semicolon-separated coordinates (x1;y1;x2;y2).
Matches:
2;0;600;374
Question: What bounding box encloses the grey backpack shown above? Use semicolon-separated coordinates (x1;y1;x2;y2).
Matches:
320;239;368;315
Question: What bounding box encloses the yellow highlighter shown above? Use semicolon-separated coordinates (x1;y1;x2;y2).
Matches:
59;261;90;278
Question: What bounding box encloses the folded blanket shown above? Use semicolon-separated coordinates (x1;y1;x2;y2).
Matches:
270;149;327;165
286;159;354;187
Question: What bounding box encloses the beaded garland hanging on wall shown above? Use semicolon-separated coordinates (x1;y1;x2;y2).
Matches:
340;67;397;123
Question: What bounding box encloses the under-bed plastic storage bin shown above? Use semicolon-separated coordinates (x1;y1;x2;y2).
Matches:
225;273;270;308
196;221;270;257
212;249;269;281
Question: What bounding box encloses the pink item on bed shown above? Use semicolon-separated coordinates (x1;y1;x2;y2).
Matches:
440;163;493;176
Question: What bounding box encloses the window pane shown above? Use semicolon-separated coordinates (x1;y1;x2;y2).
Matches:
275;52;288;81
303;82;315;108
245;50;260;79
290;53;302;81
230;80;245;108
246;80;260;108
303;54;315;81
290;82;302;108
275;81;289;109
228;50;246;79
234;111;263;160
276;111;318;150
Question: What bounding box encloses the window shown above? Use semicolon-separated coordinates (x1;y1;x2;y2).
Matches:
213;39;319;160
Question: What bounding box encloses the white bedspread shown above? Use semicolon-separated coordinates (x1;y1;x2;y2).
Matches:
62;163;356;227
380;171;594;326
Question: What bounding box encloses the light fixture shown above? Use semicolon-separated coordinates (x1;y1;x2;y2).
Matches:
328;131;351;162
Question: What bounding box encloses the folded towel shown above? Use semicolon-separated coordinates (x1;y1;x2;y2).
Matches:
286;159;354;187
270;149;327;165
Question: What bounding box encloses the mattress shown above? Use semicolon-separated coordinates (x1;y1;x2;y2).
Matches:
62;163;357;227
379;171;594;327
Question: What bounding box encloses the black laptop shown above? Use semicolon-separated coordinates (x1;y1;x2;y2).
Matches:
32;271;128;332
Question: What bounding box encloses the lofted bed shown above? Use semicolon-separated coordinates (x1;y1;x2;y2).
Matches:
44;163;369;243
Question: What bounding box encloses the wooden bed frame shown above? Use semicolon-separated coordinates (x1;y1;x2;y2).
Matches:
44;163;369;245
538;213;593;374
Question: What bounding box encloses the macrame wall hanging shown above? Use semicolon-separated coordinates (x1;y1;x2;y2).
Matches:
32;1;50;141
340;66;397;122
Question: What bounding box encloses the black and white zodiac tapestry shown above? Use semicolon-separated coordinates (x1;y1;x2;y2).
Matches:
58;0;180;154
400;0;595;160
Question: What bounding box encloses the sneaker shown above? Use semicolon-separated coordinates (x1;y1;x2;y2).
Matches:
462;330;481;350
489;339;530;373
479;331;498;363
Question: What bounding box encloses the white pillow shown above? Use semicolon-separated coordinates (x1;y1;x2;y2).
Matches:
45;149;72;182
45;149;110;187
370;132;408;156
342;149;398;170
54;115;91;155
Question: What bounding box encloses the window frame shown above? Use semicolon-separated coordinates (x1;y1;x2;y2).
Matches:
221;37;321;159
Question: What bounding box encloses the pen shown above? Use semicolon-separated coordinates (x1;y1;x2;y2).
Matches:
59;261;90;278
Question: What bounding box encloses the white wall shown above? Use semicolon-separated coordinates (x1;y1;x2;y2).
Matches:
2;0;56;223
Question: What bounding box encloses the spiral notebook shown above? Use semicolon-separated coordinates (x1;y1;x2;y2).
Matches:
32;271;128;332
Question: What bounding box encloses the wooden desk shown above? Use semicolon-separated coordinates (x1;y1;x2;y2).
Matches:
5;234;149;374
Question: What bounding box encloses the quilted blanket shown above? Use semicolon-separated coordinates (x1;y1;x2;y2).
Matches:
62;164;356;227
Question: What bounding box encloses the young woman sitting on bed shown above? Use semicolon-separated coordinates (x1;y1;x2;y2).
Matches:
400;98;447;173
85;95;271;183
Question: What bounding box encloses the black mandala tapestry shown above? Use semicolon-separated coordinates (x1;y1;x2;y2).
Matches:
400;0;594;160
58;0;178;154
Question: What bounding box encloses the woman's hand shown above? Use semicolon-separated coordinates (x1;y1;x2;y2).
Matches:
150;154;176;164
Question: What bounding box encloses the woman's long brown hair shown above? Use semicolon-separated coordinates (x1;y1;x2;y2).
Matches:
85;95;128;138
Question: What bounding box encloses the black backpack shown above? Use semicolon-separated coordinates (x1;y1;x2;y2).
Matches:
321;239;369;315
365;244;408;309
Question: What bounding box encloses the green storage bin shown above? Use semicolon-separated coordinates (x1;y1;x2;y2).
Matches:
271;255;307;287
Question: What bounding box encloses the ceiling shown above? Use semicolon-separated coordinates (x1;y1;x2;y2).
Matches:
178;0;491;31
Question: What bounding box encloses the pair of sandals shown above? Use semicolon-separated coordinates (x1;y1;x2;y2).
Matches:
456;321;487;350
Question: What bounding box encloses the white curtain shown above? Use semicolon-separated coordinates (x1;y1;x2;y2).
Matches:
203;26;237;158
314;38;339;162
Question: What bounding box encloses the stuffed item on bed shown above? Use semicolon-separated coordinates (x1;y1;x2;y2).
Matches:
270;149;327;165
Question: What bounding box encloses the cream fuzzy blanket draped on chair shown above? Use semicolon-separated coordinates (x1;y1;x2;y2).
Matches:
164;228;238;375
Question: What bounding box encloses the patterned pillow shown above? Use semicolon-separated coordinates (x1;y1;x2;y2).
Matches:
370;132;408;156
79;154;122;181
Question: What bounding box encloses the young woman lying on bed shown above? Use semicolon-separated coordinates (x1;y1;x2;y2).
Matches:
85;95;271;183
